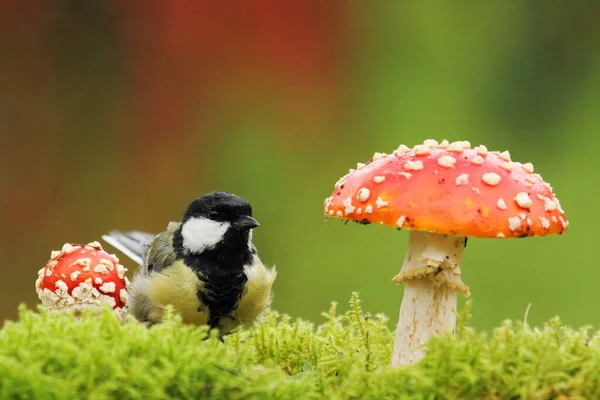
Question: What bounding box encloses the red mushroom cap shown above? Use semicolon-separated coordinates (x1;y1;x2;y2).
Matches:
324;139;568;238
35;242;130;314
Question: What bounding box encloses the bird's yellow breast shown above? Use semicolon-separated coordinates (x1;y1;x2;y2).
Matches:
148;261;209;325
219;259;277;332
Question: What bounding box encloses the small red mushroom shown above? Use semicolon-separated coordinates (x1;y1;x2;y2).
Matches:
35;241;130;317
324;139;568;366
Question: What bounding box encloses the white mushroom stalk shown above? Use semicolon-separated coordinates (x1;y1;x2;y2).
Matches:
391;231;469;366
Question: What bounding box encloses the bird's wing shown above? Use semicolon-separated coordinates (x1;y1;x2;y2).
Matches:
102;230;155;266
145;221;181;274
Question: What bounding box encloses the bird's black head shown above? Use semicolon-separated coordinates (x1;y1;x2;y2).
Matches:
183;192;255;225
174;192;259;267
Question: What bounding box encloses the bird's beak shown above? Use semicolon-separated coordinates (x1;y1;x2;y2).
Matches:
234;216;260;230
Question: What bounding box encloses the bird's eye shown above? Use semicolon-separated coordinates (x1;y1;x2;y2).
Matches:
208;211;218;218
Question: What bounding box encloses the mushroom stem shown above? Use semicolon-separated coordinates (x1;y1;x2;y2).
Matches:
391;231;469;367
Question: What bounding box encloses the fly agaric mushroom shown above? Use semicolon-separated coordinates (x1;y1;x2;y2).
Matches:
35;241;130;318
323;139;568;367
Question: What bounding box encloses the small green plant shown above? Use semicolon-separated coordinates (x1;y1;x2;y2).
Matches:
0;294;597;399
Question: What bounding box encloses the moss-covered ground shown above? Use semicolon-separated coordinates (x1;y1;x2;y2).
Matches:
0;294;597;399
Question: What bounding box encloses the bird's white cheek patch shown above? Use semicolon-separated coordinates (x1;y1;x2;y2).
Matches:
181;217;230;254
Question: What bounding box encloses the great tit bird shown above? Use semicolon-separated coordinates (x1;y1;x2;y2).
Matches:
102;192;277;333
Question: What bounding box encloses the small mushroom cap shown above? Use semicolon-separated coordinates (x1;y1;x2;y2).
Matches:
324;140;568;238
35;242;130;312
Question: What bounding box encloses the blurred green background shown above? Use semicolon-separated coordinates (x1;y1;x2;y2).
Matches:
1;2;598;331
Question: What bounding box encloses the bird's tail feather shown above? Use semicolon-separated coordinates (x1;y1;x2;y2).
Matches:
101;230;154;266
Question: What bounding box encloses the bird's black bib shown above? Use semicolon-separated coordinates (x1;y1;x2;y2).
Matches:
179;245;252;328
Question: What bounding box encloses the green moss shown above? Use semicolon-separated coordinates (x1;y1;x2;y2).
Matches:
0;294;598;399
